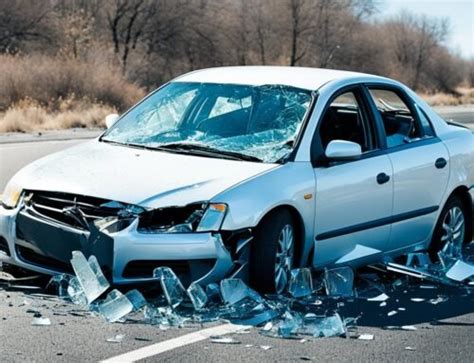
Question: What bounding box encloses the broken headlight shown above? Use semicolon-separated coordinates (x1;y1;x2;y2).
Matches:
1;182;22;209
137;203;227;233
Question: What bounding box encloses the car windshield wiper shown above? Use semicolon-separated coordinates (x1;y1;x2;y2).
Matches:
155;142;262;162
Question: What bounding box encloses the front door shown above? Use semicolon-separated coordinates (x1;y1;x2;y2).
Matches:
312;88;393;267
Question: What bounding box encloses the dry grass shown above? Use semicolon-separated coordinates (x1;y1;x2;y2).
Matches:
0;54;146;133
0;54;145;112
420;88;474;106
0;98;116;133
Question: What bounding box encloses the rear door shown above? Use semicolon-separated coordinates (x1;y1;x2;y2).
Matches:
312;87;393;267
365;86;449;251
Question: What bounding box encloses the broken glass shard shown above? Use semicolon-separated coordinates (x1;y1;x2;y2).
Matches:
47;274;73;298
367;293;389;302
98;289;134;323
277;311;302;338
210;336;241;344
405;253;432;268
125;289;147;311
153;267;187;308
429;296;448;305
205;282;222;303
187;282;208;311
301;313;346;338
31;316;51;326
358;334;374;340
106;334;125;343
336;245;381;264
288;268;313;298
445;260;474;282
66;276;88;305
324;267;354;297
70;251;109;304
220;279;263;305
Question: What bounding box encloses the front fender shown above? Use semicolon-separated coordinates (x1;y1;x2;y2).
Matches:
213;162;316;264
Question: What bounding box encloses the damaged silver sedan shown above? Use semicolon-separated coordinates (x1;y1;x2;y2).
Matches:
1;67;473;293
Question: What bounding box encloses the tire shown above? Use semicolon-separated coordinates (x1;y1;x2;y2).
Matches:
249;209;295;294
429;195;468;260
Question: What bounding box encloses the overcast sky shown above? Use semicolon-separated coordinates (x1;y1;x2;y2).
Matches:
382;0;474;59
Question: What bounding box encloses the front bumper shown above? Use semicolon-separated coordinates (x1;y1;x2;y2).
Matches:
0;203;234;286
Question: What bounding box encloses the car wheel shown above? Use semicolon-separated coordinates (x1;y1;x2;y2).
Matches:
430;196;468;260
250;209;295;294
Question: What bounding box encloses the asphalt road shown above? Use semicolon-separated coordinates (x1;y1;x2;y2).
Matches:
0;108;473;362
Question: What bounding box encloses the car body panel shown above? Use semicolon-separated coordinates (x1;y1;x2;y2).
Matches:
386;140;450;250
312;154;393;266
5;140;277;209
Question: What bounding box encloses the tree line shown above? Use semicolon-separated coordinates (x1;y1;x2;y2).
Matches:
1;0;472;95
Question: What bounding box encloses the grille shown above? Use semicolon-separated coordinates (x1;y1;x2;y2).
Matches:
23;190;121;230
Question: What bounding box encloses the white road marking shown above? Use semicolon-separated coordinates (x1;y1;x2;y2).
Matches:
100;323;247;363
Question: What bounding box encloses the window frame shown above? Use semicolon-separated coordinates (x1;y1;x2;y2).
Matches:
362;83;438;152
311;84;384;167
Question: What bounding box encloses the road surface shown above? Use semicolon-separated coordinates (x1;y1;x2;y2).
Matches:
0;108;473;362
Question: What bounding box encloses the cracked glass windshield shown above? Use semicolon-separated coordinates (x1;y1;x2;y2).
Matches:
102;82;313;163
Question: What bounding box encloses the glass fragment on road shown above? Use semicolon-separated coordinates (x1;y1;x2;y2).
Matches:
324;267;354;297
70;251;109;304
31;316;51;326
288;268;313;298
98;289;134;323
187;282;208;311
153;266;187;308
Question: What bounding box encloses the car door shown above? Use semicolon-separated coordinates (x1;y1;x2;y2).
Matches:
312;87;393;267
365;86;450;251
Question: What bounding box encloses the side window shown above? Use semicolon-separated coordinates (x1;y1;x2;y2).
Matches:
367;88;422;148
319;91;374;152
414;104;435;137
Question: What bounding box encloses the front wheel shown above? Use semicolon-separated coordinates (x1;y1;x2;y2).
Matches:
429;196;468;260
249;210;295;294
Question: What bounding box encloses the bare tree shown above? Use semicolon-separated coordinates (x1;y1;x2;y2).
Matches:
104;0;154;73
0;0;53;53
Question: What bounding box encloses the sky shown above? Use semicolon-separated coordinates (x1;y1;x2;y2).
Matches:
381;0;474;59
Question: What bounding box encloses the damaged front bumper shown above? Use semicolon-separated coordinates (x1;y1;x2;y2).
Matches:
0;201;235;286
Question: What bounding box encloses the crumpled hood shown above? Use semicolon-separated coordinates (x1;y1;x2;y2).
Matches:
10;140;278;209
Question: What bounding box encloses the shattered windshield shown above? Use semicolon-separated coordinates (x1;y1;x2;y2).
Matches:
101;82;313;163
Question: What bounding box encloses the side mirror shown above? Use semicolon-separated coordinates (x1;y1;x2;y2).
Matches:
105;114;119;129
325;140;362;161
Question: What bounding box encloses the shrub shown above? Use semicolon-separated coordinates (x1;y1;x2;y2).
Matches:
0;54;145;112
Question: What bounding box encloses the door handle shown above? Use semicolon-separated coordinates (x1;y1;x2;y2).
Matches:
435;158;447;169
377;173;390;185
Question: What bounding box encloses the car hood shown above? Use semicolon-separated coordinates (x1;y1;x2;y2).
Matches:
10;140;278;209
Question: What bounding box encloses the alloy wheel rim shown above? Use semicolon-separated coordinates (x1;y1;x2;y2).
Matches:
441;206;465;248
274;224;294;294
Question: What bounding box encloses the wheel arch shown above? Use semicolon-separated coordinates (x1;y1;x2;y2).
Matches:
444;185;472;241
256;204;307;267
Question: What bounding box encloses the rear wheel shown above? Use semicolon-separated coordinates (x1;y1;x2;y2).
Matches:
430;196;468;259
250;210;295;294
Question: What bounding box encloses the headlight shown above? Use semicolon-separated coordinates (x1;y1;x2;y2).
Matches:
196;203;227;232
138;203;227;233
2;183;22;209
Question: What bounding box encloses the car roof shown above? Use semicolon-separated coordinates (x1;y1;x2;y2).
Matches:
173;66;388;91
